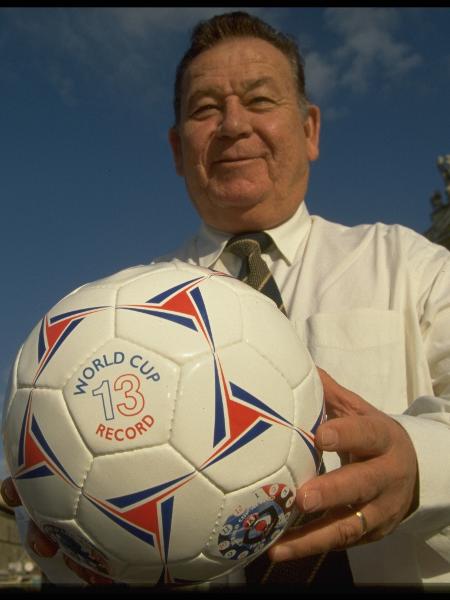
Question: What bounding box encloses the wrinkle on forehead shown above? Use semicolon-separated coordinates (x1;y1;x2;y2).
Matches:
186;77;284;109
183;38;295;98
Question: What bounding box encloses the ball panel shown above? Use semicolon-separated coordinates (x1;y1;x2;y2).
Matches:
17;287;116;389
78;447;222;565
63;338;179;455
287;368;325;487
204;467;296;567
172;343;293;492
116;267;241;365
4;387;90;520
240;292;314;388
116;269;212;365
37;518;123;580
164;472;223;562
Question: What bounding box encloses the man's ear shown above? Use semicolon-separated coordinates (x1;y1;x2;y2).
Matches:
168;127;184;176
304;105;321;162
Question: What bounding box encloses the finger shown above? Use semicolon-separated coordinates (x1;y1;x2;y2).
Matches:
62;555;114;585
1;477;21;507
315;415;392;458
268;505;372;563
26;519;59;558
299;459;387;514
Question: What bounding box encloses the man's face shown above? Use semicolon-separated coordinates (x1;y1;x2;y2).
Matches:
169;37;320;233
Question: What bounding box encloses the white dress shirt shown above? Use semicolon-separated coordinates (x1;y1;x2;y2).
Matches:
156;201;450;587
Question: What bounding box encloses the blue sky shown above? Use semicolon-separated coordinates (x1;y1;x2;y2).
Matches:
1;7;449;478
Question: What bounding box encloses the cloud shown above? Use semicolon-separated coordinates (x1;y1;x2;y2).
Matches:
3;8;265;109
304;50;338;102
302;8;423;104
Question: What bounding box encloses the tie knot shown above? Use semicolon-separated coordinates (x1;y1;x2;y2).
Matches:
225;232;273;258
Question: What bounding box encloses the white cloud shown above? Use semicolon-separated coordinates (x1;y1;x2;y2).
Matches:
304;50;338;102
4;8;423;114
302;8;422;105
3;8;266;109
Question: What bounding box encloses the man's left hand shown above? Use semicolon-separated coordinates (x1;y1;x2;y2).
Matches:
268;368;419;562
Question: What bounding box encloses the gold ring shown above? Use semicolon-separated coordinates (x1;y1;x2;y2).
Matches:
355;510;368;537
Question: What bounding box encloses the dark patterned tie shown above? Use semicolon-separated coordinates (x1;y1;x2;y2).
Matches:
225;232;286;315
224;232;354;587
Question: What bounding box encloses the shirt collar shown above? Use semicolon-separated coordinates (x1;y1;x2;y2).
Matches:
196;201;311;268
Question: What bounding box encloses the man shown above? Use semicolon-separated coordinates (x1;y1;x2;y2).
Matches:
2;11;450;588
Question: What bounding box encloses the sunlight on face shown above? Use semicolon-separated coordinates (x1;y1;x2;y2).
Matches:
169;37;320;233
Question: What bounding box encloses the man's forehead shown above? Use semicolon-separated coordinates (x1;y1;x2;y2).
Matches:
183;40;295;98
186;76;282;99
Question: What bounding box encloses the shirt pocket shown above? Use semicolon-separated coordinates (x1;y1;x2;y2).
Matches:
302;308;407;412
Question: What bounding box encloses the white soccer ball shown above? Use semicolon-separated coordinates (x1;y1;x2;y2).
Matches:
2;260;324;585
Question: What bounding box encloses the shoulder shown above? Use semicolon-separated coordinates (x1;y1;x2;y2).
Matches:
311;214;449;267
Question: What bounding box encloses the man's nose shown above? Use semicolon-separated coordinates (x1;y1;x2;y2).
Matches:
217;98;252;138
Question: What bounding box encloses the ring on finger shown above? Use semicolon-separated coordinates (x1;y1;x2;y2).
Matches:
355;509;368;537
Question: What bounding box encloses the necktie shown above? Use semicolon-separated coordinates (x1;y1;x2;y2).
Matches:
225;232;286;315
224;232;354;587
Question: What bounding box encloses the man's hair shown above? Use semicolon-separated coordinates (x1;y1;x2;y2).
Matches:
173;11;308;125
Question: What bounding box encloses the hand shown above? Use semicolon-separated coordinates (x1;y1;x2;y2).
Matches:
268;368;419;562
0;477;112;584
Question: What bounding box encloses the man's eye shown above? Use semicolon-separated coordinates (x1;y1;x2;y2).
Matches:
192;104;219;117
250;97;274;106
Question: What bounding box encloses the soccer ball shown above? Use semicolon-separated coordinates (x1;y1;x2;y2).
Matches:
2;260;324;585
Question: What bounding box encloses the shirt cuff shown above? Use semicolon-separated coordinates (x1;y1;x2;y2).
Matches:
390;413;450;562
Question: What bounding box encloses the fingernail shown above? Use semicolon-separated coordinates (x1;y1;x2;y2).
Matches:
320;427;338;448
303;489;322;512
29;540;45;557
270;545;294;563
29;540;39;555
28;534;54;557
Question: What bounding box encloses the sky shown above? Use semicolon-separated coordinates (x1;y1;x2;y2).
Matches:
1;7;449;478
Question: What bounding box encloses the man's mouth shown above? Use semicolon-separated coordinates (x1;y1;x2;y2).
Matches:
215;156;259;164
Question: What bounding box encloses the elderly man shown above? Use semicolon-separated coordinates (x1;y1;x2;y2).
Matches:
2;11;450;588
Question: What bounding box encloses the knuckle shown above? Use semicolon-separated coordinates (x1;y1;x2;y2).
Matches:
335;519;361;549
350;465;381;503
361;417;388;453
